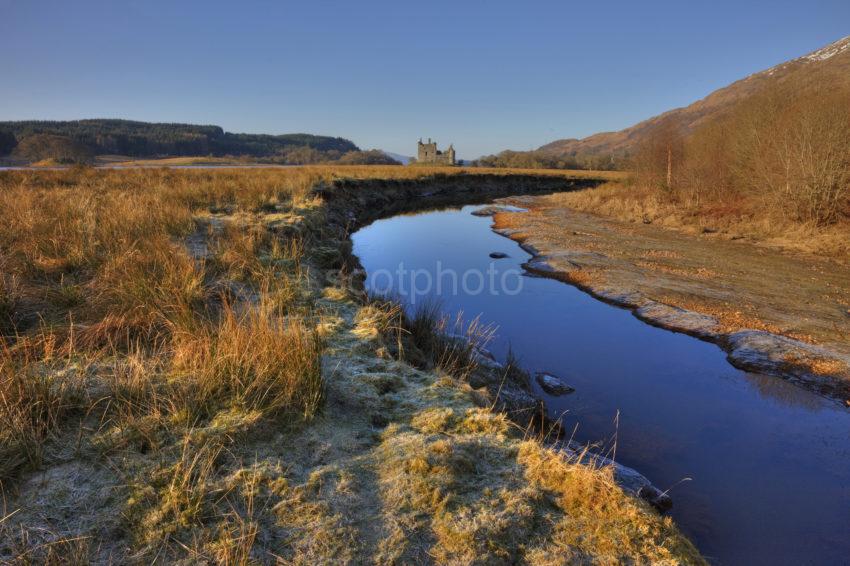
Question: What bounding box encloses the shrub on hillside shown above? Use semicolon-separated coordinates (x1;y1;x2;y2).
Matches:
634;84;850;226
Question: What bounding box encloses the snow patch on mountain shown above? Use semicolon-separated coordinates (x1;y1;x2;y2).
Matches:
804;35;850;62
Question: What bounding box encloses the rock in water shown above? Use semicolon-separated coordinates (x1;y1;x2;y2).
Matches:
471;205;509;217
489;251;509;259
535;372;575;396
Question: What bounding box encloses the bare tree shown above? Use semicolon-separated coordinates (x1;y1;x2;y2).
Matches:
734;86;850;225
633;118;685;193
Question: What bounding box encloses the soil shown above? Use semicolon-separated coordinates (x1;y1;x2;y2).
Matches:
491;193;850;403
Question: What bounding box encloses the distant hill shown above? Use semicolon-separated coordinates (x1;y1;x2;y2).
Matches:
0;119;358;162
538;35;850;164
337;149;401;165
382;151;413;165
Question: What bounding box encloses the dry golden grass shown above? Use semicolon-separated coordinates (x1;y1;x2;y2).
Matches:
554;181;850;258
0;166;701;563
171;302;323;421
644;249;684;260
375;407;702;564
559;268;602;288
783;353;847;376
654;295;809;339
0;340;85;481
0;167;331;559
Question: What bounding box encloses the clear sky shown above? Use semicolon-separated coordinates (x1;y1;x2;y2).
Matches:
1;0;848;158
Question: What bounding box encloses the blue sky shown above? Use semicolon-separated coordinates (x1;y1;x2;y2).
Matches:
1;0;848;157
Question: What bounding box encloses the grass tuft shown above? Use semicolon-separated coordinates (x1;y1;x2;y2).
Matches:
0;341;85;483
171;303;323;421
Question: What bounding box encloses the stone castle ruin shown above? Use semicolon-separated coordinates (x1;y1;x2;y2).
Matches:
417;138;456;165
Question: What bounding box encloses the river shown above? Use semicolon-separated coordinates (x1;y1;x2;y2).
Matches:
351;202;850;565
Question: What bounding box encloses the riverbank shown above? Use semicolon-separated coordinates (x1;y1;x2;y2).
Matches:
0;167;700;563
353;201;850;563
489;193;850;403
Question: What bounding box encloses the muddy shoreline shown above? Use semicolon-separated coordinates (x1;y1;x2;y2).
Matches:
311;172;849;521
314;174;677;508
315;173;600;230
483;198;850;406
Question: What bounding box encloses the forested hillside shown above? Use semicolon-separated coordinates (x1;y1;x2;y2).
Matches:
0;119;358;162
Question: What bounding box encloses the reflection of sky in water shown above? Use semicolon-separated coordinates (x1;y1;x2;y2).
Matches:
352;204;850;566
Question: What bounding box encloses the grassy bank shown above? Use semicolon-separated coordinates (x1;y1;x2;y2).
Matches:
0;166;701;563
552;181;850;259
575;81;850;259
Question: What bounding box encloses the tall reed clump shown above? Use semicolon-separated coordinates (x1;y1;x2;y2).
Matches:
0;270;21;336
0;338;85;482
409;302;494;382
365;296;494;383
85;236;207;348
171;302;323;421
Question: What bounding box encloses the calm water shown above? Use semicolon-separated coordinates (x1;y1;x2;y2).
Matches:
352;203;850;565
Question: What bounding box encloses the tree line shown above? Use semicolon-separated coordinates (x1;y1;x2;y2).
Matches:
474;149;624;171
0;119;359;162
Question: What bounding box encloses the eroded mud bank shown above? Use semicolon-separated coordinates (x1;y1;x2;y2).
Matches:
483;197;850;404
311;174;678;507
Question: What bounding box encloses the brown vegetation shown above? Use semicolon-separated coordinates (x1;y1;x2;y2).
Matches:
634;83;850;228
476;149;622;171
538;36;850;167
532;39;850;256
557;80;848;259
0;166;700;563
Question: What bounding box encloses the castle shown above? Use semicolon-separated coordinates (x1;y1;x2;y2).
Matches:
417;138;456;165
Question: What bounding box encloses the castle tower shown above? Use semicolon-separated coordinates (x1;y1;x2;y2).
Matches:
416;138;456;165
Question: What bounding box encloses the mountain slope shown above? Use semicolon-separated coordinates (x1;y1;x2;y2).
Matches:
539;36;850;160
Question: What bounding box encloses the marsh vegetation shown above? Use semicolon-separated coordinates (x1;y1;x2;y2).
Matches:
0;166;700;563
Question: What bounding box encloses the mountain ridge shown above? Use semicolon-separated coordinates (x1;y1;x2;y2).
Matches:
538;35;850;161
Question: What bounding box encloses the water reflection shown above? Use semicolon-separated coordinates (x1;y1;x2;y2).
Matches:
741;371;828;410
352;203;850;565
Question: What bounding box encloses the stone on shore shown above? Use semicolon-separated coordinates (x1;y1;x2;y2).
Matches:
535;372;575;395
